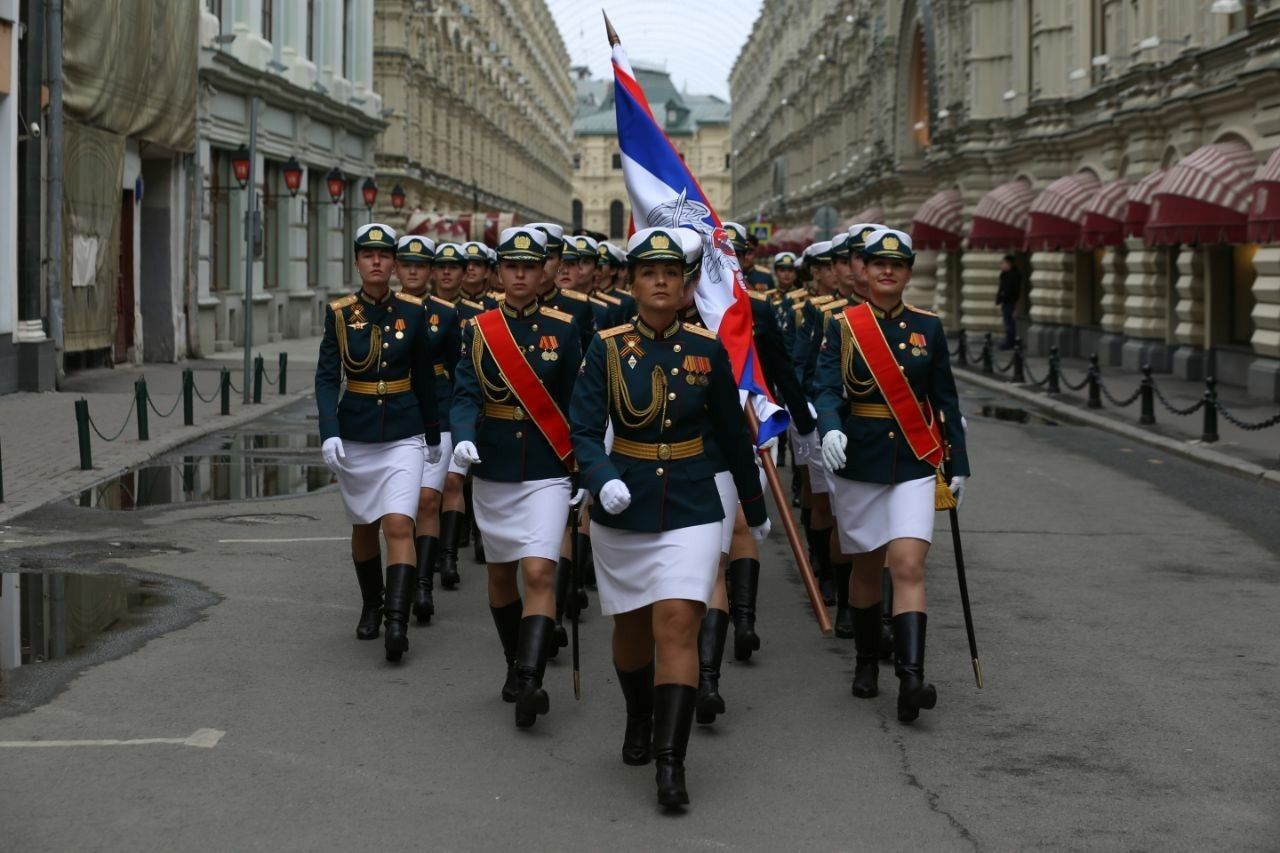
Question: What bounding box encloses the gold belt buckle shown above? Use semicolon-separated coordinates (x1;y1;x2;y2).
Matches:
513;406;525;421
657;443;672;461
376;380;387;395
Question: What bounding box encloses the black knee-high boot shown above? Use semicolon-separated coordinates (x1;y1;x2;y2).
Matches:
412;536;437;625
893;611;937;722
616;661;655;765
880;568;894;660
575;531;596;590
489;599;523;702
514;615;555;728
438;510;463;589
653;684;697;807
833;560;854;639
550;557;573;658
727;558;762;661
695;609;729;724
807;528;834;605
383;564;414;662
850;603;882;698
353;555;383;640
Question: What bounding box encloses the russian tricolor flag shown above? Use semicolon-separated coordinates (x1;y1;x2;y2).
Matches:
611;40;788;446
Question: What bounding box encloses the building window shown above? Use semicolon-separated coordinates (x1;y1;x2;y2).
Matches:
572;199;584;232
261;0;273;41
572;152;581;169
611;152;622;170
609;200;625;239
725;153;731;170
210;150;232;293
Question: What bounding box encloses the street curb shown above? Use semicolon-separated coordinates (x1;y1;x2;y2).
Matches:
0;387;315;525
957;371;1280;491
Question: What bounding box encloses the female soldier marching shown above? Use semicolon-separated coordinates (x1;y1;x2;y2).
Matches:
315;223;442;664
570;226;770;808
450;226;583;729
814;228;969;722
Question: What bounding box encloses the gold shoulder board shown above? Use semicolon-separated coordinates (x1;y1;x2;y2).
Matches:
559;288;589;302
329;294;358;312
461;298;486;310
539;305;575;323
785;288;808;300
596;292;622;305
682;323;718;340
589;296;609;308
907;304;938;317
822;299;848;315
598;323;634;339
748;290;767;301
429;295;455;308
395;292;423;306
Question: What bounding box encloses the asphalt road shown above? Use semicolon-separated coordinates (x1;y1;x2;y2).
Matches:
0;389;1277;851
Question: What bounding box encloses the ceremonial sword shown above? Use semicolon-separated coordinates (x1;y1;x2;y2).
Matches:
941;411;983;689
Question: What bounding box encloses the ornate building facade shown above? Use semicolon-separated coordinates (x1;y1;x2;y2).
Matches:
731;0;1280;401
374;0;574;233
571;64;732;238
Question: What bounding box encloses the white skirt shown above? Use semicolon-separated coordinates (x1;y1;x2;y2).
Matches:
807;455;831;494
590;521;722;616
829;474;936;554
472;476;571;563
714;471;738;554
421;431;454;492
336;435;424;525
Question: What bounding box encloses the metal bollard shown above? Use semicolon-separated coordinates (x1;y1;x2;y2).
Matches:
1047;346;1061;394
220;367;231;416
957;329;969;367
981;331;994;375
1201;376;1219;443
253;355;264;404
1086;354;1102;409
278;352;288;395
1012;338;1026;383
135;378;150;440
183;369;195;426
1139;364;1156;425
75;399;93;469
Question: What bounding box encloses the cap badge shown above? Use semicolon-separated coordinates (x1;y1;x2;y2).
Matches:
443;247;455;257
467;245;479;255
884;236;900;251
514;235;531;250
369;228;383;242
651;234;670;250
410;241;422;253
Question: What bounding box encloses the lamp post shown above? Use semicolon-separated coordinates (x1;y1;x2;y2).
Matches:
362;178;378;222
239;98;261;404
390;183;406;213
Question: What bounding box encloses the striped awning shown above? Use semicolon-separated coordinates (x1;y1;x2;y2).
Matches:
1025;172;1101;251
1146;142;1257;245
1248;148;1280;244
1081;180;1133;248
911;189;964;251
840;206;886;231
1123;170;1167;239
968;180;1035;251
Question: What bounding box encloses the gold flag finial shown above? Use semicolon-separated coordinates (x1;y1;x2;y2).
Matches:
603;11;620;47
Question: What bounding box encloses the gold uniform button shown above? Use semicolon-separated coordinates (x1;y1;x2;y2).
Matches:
381;361;387;368
515;431;523;438
663;418;672;428
899;321;907;329
531;324;539;331
655;467;665;476
670;368;679;376
384;325;391;331
513;407;525;421
376;399;384;406
673;344;682;353
667;392;677;400
888;431;895;439
898;342;907;350
383;342;389;349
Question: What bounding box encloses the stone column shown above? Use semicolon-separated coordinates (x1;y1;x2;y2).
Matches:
907;250;938;311
1247;246;1280;401
959;250;1002;334
1121;240;1172;372
1098;245;1127;365
1171;248;1207;381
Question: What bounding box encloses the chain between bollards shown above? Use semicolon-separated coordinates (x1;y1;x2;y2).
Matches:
1086;354;1102;409
183;369;195;426
75;399;92;470
220;367;231;416
278;352;288;395
981;332;994;375
956;329;969;367
135;379;150;441
1139;365;1156;425
253;355;264;404
1011;339;1026;383
1201;376;1219;443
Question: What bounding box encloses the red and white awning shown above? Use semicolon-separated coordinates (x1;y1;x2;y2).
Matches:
840;206;886;231
1025;172;1101;251
1248;148;1280;244
911;189;964;251
1081;180;1133;248
1145;142;1257;245
968;180;1035;251
1123;170;1167;239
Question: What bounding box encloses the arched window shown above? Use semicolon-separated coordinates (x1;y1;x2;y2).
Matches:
609;200;625;238
571;199;584;232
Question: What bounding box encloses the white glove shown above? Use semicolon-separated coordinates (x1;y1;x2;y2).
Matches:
598;479;632;515
749;518;772;543
793;429;819;464
569;488;587;507
949;475;967;509
821;431;847;472
424;443;442;465
759;435;778;452
961;416;969;434
452;440;481;467
321;437;346;473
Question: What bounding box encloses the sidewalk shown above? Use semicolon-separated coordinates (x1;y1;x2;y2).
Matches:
0;337;322;524
955;344;1280;487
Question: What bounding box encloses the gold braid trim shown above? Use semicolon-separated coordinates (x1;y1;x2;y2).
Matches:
470;327;513;403
839;316;877;398
333;312;381;374
605;338;667;429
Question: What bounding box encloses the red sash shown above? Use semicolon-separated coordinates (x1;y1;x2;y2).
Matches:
844;303;943;468
474;309;575;470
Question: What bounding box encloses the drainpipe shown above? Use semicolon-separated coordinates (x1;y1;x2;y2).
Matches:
46;0;65;370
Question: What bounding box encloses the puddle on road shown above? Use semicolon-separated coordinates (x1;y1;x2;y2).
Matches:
217;432;321;454
979;404;1058;426
72;457;334;510
0;571;162;666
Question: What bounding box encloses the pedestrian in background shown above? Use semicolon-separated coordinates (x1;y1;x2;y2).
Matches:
996;254;1021;350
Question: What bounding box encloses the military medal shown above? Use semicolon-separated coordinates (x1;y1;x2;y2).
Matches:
684;355;710;386
539;335;559;362
620;333;644;369
348;305;368;330
394;318;406;340
909;332;927;356
428;313;439;333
